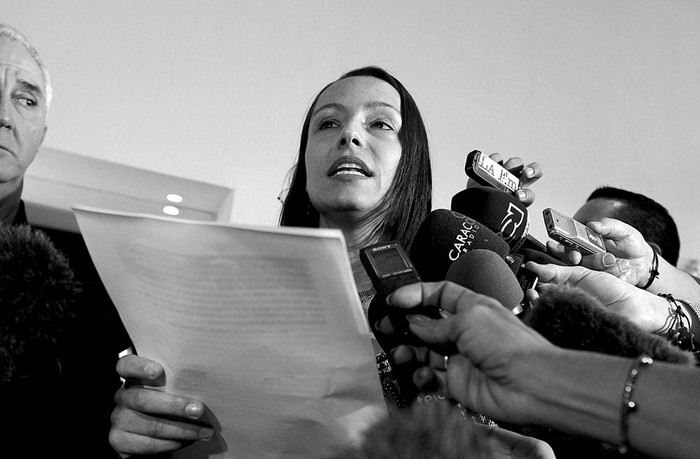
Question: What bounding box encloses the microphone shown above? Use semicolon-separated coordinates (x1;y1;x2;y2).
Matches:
518;247;568;266
445;249;524;312
524;284;695;364
408;209;510;282
0;224;79;386
451;187;529;252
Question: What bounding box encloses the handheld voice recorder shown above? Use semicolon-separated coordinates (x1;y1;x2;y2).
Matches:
465;150;521;194
360;241;442;343
543;208;607;255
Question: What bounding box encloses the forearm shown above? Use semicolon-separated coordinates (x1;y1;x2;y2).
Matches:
519;348;700;459
642;254;700;301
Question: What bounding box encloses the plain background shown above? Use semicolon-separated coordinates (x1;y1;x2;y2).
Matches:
4;0;700;267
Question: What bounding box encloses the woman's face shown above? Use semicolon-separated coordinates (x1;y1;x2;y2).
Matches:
305;76;402;218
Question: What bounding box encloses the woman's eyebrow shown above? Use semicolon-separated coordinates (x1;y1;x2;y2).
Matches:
311;100;400;118
311;102;345;118
364;100;400;114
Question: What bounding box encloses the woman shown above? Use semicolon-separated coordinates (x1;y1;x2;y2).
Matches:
109;66;543;457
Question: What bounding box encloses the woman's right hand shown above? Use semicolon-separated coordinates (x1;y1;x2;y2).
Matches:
465;152;543;207
109;355;214;457
380;281;555;424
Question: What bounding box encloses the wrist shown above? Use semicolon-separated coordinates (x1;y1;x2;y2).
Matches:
516;348;624;441
637;244;659;290
510;347;582;424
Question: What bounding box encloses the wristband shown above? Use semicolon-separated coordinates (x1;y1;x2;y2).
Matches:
640;245;659;290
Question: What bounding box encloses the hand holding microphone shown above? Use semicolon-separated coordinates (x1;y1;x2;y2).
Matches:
378;279;553;424
463;150;543;207
451;187;530;253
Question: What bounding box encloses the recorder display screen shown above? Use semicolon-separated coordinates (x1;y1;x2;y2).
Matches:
371;248;409;275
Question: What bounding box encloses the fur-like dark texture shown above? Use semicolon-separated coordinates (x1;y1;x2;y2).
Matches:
335;402;500;459
525;284;696;365
0;223;79;385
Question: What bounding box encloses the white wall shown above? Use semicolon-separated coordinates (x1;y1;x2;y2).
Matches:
4;0;700;264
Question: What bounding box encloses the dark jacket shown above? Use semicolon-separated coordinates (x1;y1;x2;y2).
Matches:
1;201;132;458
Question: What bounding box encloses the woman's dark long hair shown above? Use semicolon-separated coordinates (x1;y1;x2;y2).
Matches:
279;66;432;251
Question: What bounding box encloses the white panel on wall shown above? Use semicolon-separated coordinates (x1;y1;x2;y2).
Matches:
23;147;235;233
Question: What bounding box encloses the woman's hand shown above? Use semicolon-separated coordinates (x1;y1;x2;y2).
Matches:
525;262;671;332
546;218;653;286
466;152;543;207
379;281;554;424
471;424;556;459
109;355;214;457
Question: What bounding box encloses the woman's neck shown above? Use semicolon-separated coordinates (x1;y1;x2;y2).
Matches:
319;212;380;294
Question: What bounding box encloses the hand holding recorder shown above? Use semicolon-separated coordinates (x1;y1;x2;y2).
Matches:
465;150;543;207
360;241;451;355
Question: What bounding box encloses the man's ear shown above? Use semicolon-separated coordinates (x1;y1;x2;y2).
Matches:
649;242;663;258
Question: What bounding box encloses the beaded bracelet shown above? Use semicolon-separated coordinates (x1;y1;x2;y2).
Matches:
619;355;653;454
674;298;700;352
640;245;659;290
657;294;695;351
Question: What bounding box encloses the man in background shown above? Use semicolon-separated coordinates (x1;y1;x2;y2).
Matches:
0;24;129;457
574;185;681;266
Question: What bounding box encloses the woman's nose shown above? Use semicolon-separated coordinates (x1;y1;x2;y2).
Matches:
337;128;363;149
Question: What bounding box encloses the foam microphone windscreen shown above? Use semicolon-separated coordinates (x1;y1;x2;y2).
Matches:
445;249;524;311
450;187;529;252
525;284;695;365
0;224;79;385
409;209;510;282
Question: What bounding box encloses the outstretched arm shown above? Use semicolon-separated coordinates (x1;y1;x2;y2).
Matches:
385;281;700;459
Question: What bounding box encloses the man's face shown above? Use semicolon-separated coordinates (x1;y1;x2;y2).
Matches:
0;37;47;188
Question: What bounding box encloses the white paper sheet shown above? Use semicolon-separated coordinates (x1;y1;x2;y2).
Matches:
73;206;386;459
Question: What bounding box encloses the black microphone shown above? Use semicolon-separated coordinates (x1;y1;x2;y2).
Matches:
518;247;568;266
451;187;529;252
445;249;524;312
408;209;510;282
0;224;79;386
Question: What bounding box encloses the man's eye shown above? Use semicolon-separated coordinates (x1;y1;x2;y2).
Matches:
16;97;37;107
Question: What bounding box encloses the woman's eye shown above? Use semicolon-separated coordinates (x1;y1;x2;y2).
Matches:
370;120;394;130
319;120;338;130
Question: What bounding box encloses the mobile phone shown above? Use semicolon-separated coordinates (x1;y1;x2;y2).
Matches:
360;241;442;343
465;150;521;194
542;208;607;255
